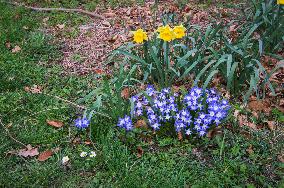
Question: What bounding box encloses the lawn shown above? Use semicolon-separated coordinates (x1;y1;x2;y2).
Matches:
0;1;283;187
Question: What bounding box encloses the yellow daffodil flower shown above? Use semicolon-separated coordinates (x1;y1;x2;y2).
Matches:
131;29;148;44
157;25;175;42
173;25;186;39
277;0;284;4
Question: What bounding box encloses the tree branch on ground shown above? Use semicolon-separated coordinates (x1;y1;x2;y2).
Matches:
5;1;105;20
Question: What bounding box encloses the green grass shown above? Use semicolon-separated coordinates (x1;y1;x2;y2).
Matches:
0;2;283;187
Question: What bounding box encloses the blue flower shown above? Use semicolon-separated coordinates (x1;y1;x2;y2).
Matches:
146;85;156;96
117;115;133;131
75;117;90;129
116;86;230;137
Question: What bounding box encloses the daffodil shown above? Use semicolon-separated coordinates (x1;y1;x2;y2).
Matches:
157;25;175;42
131;29;148;44
277;0;284;4
173;25;186;39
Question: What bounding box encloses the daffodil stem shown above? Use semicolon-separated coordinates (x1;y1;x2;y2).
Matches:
164;41;170;87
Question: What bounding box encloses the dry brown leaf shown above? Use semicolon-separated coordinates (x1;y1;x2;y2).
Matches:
52;147;60;153
247;122;258;130
137;146;143;158
38;150;53;161
266;121;276;131
103;12;116;18
46;120;64;128
11;45;21;53
177;131;183;141
238;115;257;130
233;110;240;118
172;86;180;93
246;145;254;155
248;100;271;113
6;122;12;129
57;24;65;29
135;119;147;129
121;87;130;99
93;68;103;74
84;140;91;145
280;99;284;107
240;130;251;139
43;17;49;22
238;115;246;127
252;111;259;119
102;21;111;27
5;42;11;49
278;155;284;163
24;85;42;94
18;144;39;157
207;127;222;138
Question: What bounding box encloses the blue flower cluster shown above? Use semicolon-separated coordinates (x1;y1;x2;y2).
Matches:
117;85;230;137
75;117;90;129
117;115;133;131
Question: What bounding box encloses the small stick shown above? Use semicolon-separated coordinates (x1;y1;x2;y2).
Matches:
5;1;105;20
44;93;87;110
0;119;27;148
42;93;112;119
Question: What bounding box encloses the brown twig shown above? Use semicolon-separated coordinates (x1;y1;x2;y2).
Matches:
44;93;87;110
42;93;111;119
0;119;27;148
5;1;105;20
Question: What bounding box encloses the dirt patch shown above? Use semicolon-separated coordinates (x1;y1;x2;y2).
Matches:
42;0;242;75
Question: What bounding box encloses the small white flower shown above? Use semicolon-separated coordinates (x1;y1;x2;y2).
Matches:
80;151;88;157
89;151;97;158
62;156;70;164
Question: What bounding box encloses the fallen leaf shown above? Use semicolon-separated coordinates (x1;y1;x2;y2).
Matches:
137;146;143;158
93;68;103;74
18;144;39;157
246;145;254;155
266;121;276;131
121;87;130;99
5;42;11;49
247;122;257;130
72;137;81;145
24;85;42;94
102;21;111;27
207;127;222;138
135;119;147;129
252;111;259;119
280;99;284;107
84;140;92;145
43;17;49;22
47;120;64;128
238;115;246;127
57;24;65;29
238;115;257;130
11;45;21;53
103;12;116;18
240;130;251;139
233;110;240;118
52;147;60;153
38;150;53;161
248;100;271;114
177;131;183;141
6;122;12;129
172;86;180;93
278;155;284;163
